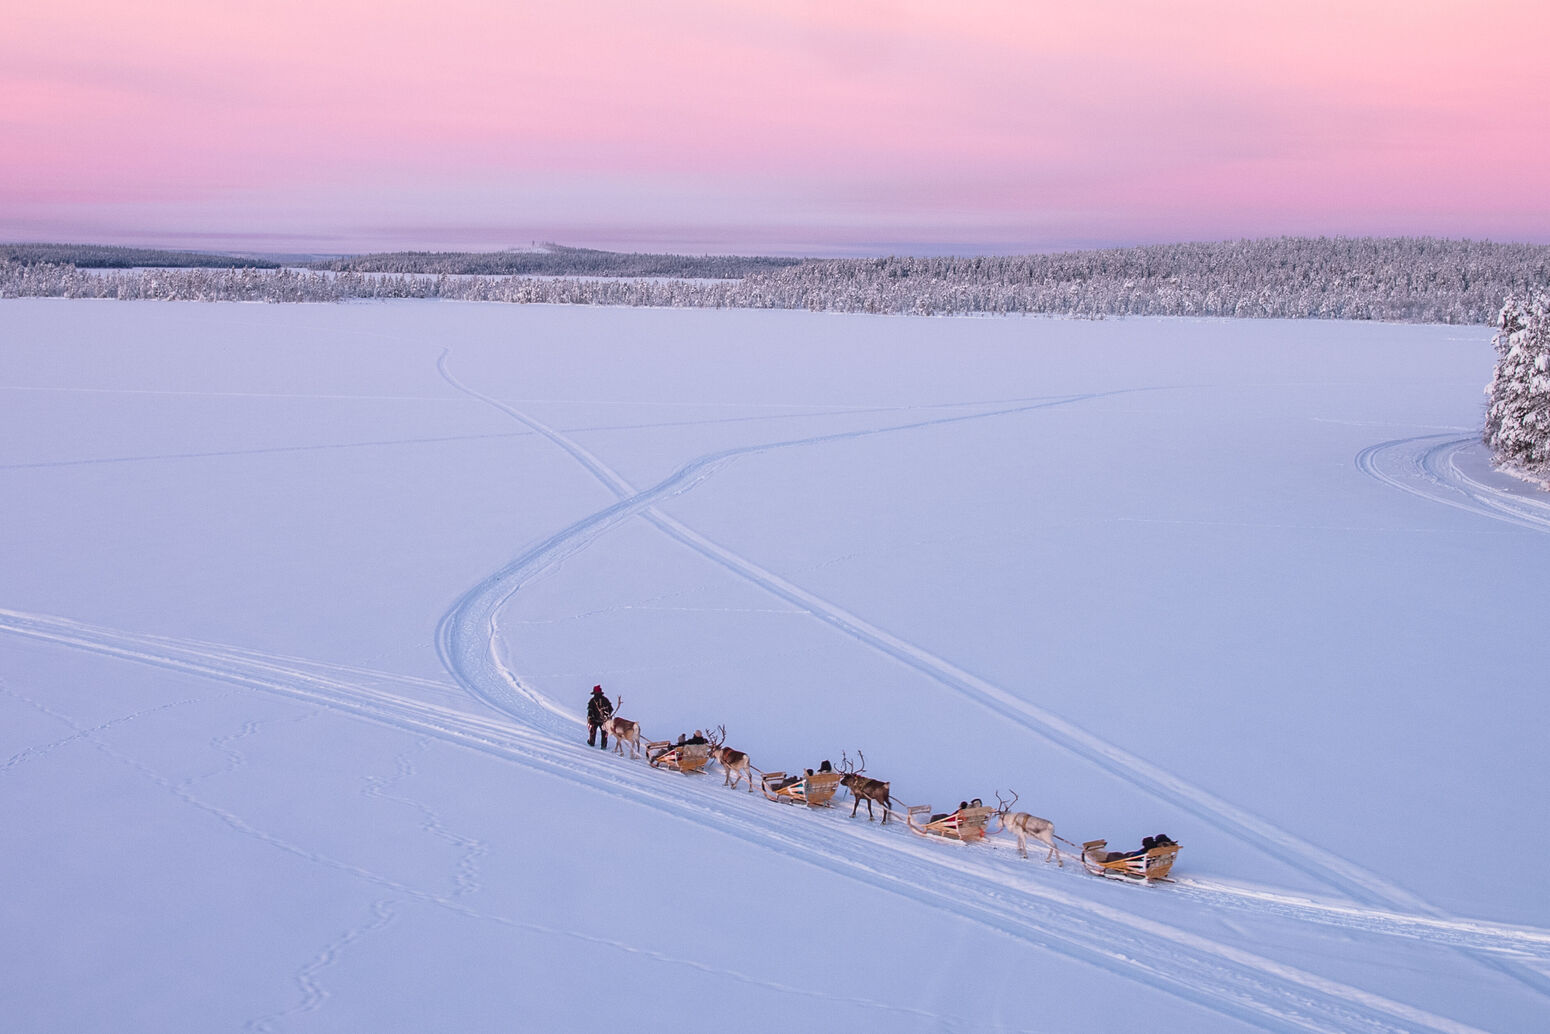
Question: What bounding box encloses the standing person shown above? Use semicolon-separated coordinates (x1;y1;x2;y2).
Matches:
586;685;614;749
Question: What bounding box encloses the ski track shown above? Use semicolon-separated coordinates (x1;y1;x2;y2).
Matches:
0;385;475;402
1;392;1077;474
1355;434;1550;534
0;619;951;1031
424;355;1526;1031
0;431;533;471
1172;880;1550;961
0;608;1501;1034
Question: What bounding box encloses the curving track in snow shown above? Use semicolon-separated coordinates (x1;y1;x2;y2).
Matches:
425;353;1549;1030
1355;434;1550;534
0;606;1522;1034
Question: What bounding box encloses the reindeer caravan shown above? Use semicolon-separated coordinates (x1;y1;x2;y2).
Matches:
582;686;1179;883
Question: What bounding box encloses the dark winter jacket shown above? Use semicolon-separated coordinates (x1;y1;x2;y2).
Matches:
586;694;614;725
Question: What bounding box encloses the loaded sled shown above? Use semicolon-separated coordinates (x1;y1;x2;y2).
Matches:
906;803;994;843
646;740;711;774
1081;838;1180;882
760;769;842;807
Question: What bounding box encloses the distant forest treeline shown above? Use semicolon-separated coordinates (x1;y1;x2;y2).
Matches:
309;243;804;278
5;237;1549;325
776;238;1550;323
1;243;280;269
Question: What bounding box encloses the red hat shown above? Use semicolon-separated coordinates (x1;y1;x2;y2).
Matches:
592;685;603;693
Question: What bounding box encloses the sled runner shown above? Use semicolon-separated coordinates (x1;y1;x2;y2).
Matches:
906;804;994;842
1080;839;1180;882
646;740;711;774
760;769;842;807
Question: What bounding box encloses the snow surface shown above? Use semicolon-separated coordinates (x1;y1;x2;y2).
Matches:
2;299;1548;1033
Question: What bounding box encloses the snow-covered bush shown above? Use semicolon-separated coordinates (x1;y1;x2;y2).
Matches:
1484;294;1550;484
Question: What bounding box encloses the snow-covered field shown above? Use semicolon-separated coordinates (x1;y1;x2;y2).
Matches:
3;299;1547;1033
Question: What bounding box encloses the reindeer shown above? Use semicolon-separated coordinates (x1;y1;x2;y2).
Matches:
706;725;754;792
992;790;1062;865
838;750;895;824
601;696;642;760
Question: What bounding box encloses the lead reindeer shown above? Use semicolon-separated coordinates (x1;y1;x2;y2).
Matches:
601;696;643;760
993;790;1062;866
839;750;895;824
706;725;753;791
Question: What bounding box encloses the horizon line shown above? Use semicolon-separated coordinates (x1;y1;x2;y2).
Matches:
8;230;1550;264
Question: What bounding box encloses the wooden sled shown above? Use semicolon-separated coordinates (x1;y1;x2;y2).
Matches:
1081;839;1180;882
906;804;994;842
760;770;841;807
646;740;711;774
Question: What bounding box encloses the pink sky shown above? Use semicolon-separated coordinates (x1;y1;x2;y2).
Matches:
4;0;1547;254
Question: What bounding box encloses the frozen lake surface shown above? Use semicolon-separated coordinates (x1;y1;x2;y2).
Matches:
2;299;1547;1032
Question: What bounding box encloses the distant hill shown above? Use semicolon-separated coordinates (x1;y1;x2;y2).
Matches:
309;243;804;278
1;243;280;269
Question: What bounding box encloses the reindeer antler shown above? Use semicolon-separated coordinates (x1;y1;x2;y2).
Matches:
708;724;726;749
995;788;1019;813
841;750;866;775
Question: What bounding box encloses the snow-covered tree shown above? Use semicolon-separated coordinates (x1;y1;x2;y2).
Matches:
1484;294;1550;484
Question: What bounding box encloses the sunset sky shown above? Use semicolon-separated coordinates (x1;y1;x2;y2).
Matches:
5;0;1547;255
